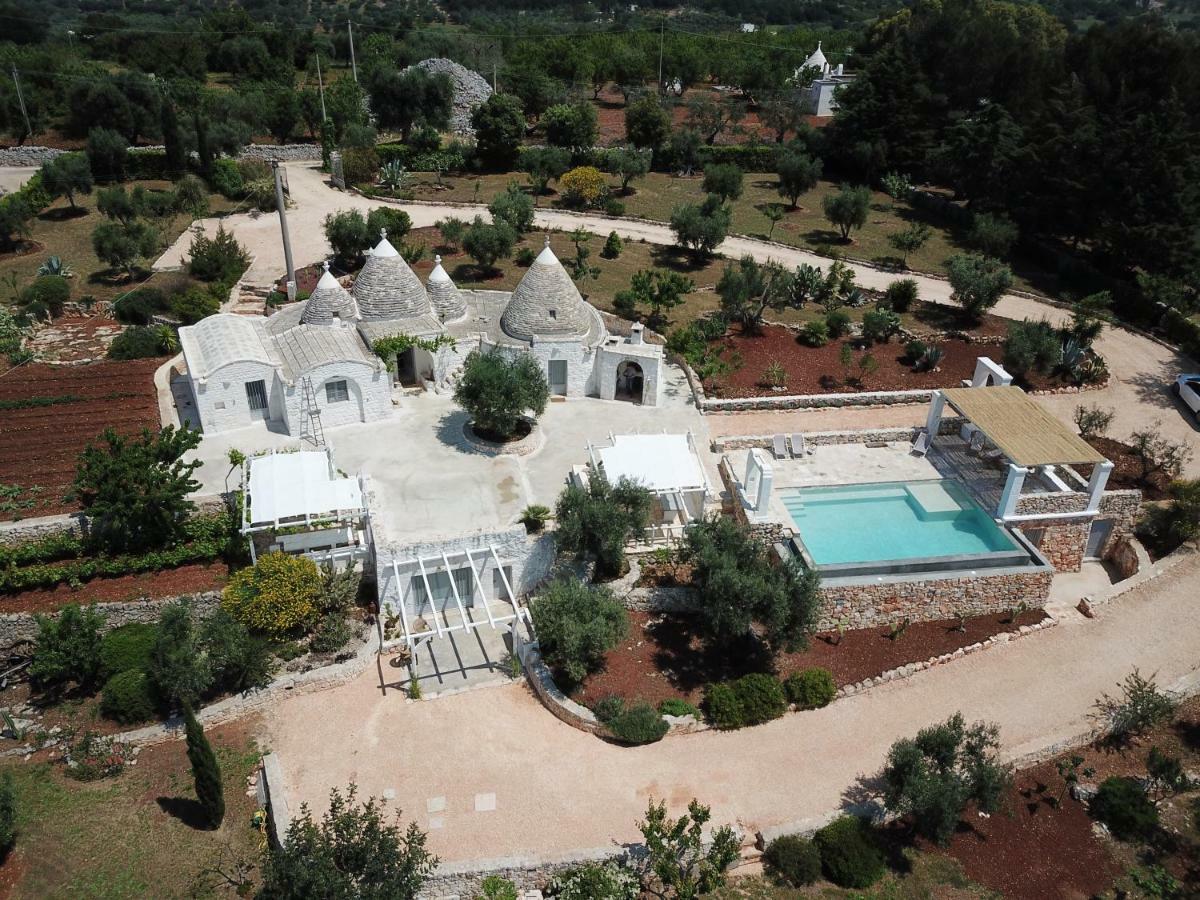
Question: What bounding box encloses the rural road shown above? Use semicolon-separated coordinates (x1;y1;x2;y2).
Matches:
264;547;1200;865
154;161;1200;474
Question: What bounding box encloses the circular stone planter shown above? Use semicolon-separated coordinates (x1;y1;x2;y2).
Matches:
461;417;544;457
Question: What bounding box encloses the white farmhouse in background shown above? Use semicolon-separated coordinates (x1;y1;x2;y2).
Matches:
178;233;665;436
794;42;856;117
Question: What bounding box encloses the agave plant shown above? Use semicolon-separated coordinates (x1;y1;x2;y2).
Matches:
1060;335;1086;379
917;345;945;372
37;256;73;278
379;161;411;192
154;324;180;355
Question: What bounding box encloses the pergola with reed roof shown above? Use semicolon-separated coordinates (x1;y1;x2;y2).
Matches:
925;385;1114;521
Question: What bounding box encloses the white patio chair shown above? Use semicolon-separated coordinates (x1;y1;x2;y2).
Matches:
772;434;788;459
911;431;930;457
789;434;811;458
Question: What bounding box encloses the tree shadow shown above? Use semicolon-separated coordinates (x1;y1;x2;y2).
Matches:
646;616;773;694
433;409;474;453
1173;718;1200;750
156;796;214;830
649;245;709;275
38;206;90;222
750;179;778;191
871;255;906;272
802;228;843;245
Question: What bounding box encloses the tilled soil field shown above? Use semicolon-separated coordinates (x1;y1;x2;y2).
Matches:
0;359;162;520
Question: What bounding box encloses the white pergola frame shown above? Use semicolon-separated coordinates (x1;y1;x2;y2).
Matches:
240;446;373;564
387;545;528;652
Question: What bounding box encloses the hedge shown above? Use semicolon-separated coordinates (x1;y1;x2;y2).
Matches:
0;514;232;569
100;669;159;724
99;623;160;680
813;817;886;889
696;144;781;171
126;148;171;181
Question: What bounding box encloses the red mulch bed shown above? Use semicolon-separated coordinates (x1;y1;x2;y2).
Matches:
574;608;1048;707
592;86;780;145
927;762;1122;899
0;562;229;615
1079;436;1169;500
706;324;1004;398
0;359;162;521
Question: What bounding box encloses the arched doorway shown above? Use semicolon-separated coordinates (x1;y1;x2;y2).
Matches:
615;360;644;404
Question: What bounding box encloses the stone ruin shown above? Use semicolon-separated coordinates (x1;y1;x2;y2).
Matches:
408;57;494;136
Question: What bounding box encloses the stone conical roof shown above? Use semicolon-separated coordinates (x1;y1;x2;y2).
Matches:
351;231;432;321
426;255;467;322
500;238;590;343
802;42;828;74
301;262;358;326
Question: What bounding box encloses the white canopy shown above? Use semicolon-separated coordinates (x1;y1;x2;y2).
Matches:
244;448;365;529
595;433;707;493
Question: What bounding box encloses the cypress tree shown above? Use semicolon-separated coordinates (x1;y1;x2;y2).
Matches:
161;101;185;177
193;112;213;177
184;707;225;829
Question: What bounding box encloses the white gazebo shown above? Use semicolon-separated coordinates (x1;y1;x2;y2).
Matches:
586;432;712;542
924;386;1113;522
240;446;373;567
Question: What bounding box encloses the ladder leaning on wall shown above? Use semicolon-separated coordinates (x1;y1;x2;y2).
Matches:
299;377;326;448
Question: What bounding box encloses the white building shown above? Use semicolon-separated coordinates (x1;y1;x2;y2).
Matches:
179;233;666;436
794;42;856;117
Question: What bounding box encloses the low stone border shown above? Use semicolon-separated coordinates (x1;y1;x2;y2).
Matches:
459;419;544;457
700;387;935;413
710;417;965;454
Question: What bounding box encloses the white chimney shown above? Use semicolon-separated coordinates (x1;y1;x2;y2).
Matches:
629;323;644;345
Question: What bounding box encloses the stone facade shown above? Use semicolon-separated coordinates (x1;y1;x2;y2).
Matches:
1014;488;1142;572
0;592;220;653
816;566;1053;630
1021;521;1090;572
701;387;934;413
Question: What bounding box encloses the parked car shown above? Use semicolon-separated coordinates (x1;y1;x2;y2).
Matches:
1172;374;1200;420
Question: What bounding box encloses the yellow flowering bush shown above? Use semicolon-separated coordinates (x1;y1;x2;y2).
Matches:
559;166;608;209
222;552;321;637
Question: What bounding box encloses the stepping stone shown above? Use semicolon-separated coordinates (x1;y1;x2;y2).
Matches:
383;788;396;800
428;816;445;830
426;796;446;813
474;792;496;812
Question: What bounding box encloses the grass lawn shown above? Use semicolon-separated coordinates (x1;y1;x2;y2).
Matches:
0;180;238;309
392;170;1053;296
1;719;263;899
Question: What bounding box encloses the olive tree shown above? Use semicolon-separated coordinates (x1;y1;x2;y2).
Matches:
530;579;628;684
823;184;871;241
554;469;652;579
946;253;1013;321
453;350;549;440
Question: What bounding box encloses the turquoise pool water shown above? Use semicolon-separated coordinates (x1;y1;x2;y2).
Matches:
781;480;1018;566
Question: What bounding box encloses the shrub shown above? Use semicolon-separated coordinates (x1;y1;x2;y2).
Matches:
108;325;170;360
812;817;885;889
530;579;628;684
968;212;1019;258
607;701;668;745
188;225;250;284
461;217;516;274
99;623;159;680
559;166;608;209
1074;404;1115;440
801;319;829;347
823;309;851;338
545;861;638;900
702;163;744;202
174;174;208;216
518;503;551;532
112;286;167;325
170;287;220;325
638;798;740;898
947;253;1013;321
592;695;625;724
604;198;626;217
20;276;70;318
323;209;373;266
601;231;622;259
454;350;548;439
208;158;244;199
658;697;701;718
861;308;901;343
309;613;353;653
514;246;536;267
86;127;128;182
1090;777;1158;842
152;601;213;709
704;682;744;729
733;673;787;725
488;183;535;234
100;669;158;723
202;609;276;694
478;875;518;900
366;207;412;243
905;339;928;363
785;668;836;709
341;146;379;186
30;604;105;693
185;706;225;828
222;552;322;637
1093;669;1177;746
763;834;821;887
670;194;730;259
884;278;919;313
1004;318;1061;377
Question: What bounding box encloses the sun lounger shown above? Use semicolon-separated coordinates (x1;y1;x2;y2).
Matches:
772;434;788;459
789;434;811;458
911;431;930;457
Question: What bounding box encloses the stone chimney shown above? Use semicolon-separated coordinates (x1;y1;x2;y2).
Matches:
629;323;645;345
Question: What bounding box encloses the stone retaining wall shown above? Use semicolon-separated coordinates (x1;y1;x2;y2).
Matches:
0;591;221;653
237;144;322;161
0;493;229;546
0;143;320;169
711;418;966;454
701;388;934;413
817;566;1053;631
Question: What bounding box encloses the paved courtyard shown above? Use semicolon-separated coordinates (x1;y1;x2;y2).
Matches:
184;364;716;544
262;548;1200;865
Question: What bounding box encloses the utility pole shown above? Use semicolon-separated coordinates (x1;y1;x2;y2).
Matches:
316;54;328;122
348;22;358;83
657;17;665;96
11;67;32;140
272;162;297;302
493;60;498;94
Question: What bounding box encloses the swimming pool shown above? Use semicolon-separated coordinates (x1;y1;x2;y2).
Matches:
782;480;1024;574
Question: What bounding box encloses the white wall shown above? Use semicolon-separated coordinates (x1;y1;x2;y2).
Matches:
596;345;664;406
280;360;392;431
190;360;283;433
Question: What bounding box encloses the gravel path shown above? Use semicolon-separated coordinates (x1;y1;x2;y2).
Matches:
263;548;1200;865
152;162;1200;473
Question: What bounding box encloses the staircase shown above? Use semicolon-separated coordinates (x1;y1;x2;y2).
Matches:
299;377;326;448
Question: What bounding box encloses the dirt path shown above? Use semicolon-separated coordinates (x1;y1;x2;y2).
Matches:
154;162;1200;474
263;549;1200;865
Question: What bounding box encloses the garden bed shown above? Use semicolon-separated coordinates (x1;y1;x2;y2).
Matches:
0;359;162;520
0;562;229;614
573;608;1049;708
704;324;1004;399
1080;436;1171;500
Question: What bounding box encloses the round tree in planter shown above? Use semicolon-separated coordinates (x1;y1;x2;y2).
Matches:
454;350;550;442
